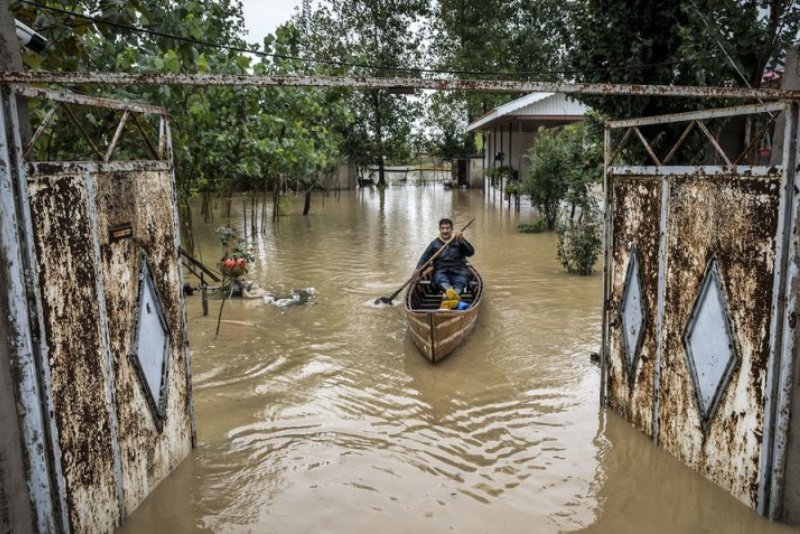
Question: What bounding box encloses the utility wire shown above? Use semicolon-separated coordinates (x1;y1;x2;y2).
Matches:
20;0;726;79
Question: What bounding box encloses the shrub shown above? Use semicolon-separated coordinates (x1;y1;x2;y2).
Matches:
556;205;603;275
518;219;548;233
521;123;603;231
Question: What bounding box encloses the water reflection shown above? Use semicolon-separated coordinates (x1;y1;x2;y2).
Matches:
118;186;798;533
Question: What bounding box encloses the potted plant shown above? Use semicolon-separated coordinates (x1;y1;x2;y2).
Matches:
216;226;255;278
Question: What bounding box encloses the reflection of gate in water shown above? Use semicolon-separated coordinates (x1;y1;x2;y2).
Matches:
0;85;194;532
600;102;800;520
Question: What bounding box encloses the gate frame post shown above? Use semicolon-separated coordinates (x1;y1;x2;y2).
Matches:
0;87;61;532
766;102;800;519
600;125;611;406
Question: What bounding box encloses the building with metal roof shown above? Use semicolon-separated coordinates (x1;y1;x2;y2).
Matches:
465;92;591;184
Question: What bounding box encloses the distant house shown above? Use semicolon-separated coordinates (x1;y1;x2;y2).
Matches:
465;93;591;186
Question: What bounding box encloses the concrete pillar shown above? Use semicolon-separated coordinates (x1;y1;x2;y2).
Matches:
0;1;40;532
768;43;800;524
770;44;800;167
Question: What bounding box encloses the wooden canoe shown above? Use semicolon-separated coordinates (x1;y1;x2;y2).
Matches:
404;265;483;362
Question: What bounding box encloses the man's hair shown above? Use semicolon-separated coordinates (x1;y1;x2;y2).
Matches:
439;218;453;227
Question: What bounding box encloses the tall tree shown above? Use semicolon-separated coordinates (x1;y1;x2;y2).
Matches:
568;0;800;152
426;0;570;155
296;0;428;187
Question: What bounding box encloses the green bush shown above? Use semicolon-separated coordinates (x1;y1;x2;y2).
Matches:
556;205;603;275
521;123;603;231
518;219;548;233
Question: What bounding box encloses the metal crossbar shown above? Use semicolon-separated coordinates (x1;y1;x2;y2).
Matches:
662;120;697;165
734;116;777;164
606;102;788;167
23;105;57;158
608;128;633;166
129;113;159;160
62;104;104;159
695;120;733;166
633;126;661;166
104;110;129;162
2;72;800;100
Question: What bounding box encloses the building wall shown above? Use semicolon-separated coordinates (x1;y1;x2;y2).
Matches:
468;157;483;188
483;126;536;178
330;161;356;190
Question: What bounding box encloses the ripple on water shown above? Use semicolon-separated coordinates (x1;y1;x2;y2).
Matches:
118;190;784;534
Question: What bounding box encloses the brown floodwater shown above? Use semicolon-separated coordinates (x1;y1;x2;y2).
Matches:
119;186;798;533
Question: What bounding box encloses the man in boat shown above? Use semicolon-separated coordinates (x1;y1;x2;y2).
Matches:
414;218;475;309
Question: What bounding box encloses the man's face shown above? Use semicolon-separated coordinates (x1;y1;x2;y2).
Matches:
439;223;452;239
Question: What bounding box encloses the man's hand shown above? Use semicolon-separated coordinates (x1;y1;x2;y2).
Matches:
452;229;463;240
413;267;433;278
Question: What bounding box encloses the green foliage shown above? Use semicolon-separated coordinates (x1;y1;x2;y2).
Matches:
420;92;478;160
568;1;800;158
521;129;570;230
11;0;352;214
429;0;570;122
518;219;548;234
556;205;603;276
276;195;292;216
504;181;520;195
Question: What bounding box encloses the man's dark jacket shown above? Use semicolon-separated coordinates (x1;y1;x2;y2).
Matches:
416;237;475;271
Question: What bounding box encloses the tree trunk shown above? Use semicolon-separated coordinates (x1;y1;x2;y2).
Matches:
272;175;281;224
378;158;386;188
303;188;312;215
373;91;387;188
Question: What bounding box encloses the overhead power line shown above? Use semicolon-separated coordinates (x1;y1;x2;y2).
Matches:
20;0;727;80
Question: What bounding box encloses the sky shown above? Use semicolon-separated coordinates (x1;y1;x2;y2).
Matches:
240;0;304;45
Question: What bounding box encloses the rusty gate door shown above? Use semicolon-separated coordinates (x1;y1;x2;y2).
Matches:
601;102;800;517
0;85;194;532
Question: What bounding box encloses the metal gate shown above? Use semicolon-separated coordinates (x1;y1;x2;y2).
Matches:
0;85;194;532
601;102;800;517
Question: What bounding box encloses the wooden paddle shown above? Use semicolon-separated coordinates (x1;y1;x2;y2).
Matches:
375;218;475;306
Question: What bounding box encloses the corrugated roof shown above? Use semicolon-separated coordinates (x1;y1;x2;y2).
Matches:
466;92;589;132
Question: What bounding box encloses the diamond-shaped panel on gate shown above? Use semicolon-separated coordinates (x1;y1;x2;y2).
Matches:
620;248;646;386
132;256;170;428
683;259;737;427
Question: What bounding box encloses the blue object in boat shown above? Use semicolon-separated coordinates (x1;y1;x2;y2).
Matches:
456;301;470;311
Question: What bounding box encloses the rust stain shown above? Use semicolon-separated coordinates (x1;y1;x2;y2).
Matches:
3;73;800;100
27;174;117;532
93;169;191;515
24;165;193;528
658;174;780;507
608;178;661;436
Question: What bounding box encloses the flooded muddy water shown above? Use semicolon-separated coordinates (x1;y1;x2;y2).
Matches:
119;187;797;533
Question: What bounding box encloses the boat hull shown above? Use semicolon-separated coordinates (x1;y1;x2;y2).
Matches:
405;265;483;362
